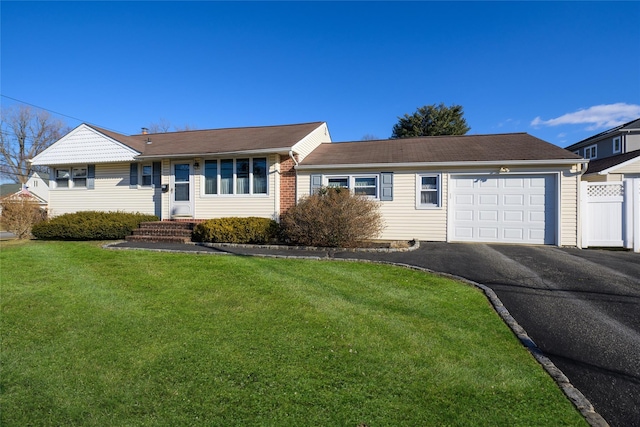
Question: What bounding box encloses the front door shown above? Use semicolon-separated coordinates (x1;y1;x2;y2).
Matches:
170;162;194;218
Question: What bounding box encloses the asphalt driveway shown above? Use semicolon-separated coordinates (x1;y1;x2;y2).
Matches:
112;241;639;426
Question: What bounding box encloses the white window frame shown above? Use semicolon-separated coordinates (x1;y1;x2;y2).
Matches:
323;174;379;199
201;157;269;196
584;144;597;159
613;137;621;154
416;173;442;209
141;164;153;187
53;166;89;189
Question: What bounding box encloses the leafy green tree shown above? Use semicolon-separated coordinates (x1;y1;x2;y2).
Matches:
391;103;470;138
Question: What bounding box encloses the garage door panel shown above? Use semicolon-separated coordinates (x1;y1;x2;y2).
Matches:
455;210;474;221
479;194;498;205
455;194;474;204
504;178;525;188
479;228;498;238
479;179;498;188
451;174;556;245
504;194;524;205
529;211;545;222
503;228;524;239
530;177;547;187
455;227;474;238
504;210;524;222
478;210;498;221
530;194;545;206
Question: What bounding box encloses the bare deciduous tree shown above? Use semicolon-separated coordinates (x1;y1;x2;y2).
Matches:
0;105;67;184
147;118;197;133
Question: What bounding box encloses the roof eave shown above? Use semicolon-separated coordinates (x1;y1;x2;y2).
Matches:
296;159;585;170
135;147;295;161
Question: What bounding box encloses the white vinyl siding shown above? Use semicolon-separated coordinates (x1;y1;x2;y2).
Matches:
290;123;332;162
298;170;448;241
31;124;139;166
561;170;579;247
48;163;156;217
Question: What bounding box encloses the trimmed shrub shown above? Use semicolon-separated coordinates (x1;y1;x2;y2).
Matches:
0;197;47;239
31;211;158;240
280;186;384;247
192;217;278;244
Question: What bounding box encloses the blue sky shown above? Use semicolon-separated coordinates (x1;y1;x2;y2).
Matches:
2;1;639;148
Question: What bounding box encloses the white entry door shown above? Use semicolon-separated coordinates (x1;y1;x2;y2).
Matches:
450;174;556;244
170;162;194;218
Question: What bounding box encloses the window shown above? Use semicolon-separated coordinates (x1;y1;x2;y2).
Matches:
613;137;621;154
72;167;87;187
236;158;250;194
56;169;70;188
416;174;441;208
203;157;268;195
324;175;379;198
141;164;153;186
354;177;377;196
204;160;218;194
220;159;234;194
584;145;597;159
253;158;267;194
327;177;348;188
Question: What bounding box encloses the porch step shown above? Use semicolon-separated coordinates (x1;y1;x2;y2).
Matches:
125;234;193;244
125;221;196;244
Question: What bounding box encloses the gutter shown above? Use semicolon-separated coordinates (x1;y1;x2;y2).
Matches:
135;147;295;160
295;159;586;170
289;150;299;167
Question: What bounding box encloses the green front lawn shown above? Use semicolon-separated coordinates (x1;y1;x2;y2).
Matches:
0;241;586;426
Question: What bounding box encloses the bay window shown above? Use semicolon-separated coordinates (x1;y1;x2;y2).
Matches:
204;157;268;195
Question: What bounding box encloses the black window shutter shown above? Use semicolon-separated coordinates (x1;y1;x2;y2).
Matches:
380;172;393;201
152;162;161;187
87;164;95;190
130;163;138;187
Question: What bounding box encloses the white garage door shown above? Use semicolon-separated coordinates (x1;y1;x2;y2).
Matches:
450;174;556;244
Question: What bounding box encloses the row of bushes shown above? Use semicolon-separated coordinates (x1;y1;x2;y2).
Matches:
28;187;385;247
31;211;158;240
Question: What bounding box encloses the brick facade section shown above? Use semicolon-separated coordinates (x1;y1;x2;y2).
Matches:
279;154;298;216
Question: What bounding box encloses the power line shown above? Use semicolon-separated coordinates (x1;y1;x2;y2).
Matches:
0;94;128;135
1;94;87;124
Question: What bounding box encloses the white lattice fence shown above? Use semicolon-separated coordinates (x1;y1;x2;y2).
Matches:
581;179;640;251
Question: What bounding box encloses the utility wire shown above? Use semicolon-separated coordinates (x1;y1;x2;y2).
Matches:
0;94;127;135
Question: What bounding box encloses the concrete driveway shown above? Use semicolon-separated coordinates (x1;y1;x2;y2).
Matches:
112;240;639;426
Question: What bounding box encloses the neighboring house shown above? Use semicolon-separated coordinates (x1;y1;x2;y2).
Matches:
24;171;50;203
0;188;47;217
565;118;640;182
30;122;332;220
565;119;640;252
31;123;584;246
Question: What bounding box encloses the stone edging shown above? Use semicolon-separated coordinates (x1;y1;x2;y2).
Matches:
194;239;420;253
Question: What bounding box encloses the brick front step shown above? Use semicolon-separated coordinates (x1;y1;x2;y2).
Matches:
139;221;195;230
125;235;192;244
125;221;197;243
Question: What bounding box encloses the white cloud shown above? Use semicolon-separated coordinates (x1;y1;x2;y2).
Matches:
531;103;640;130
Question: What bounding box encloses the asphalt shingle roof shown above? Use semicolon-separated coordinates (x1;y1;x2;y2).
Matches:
300;133;581;166
89;122;325;157
584;149;640;175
